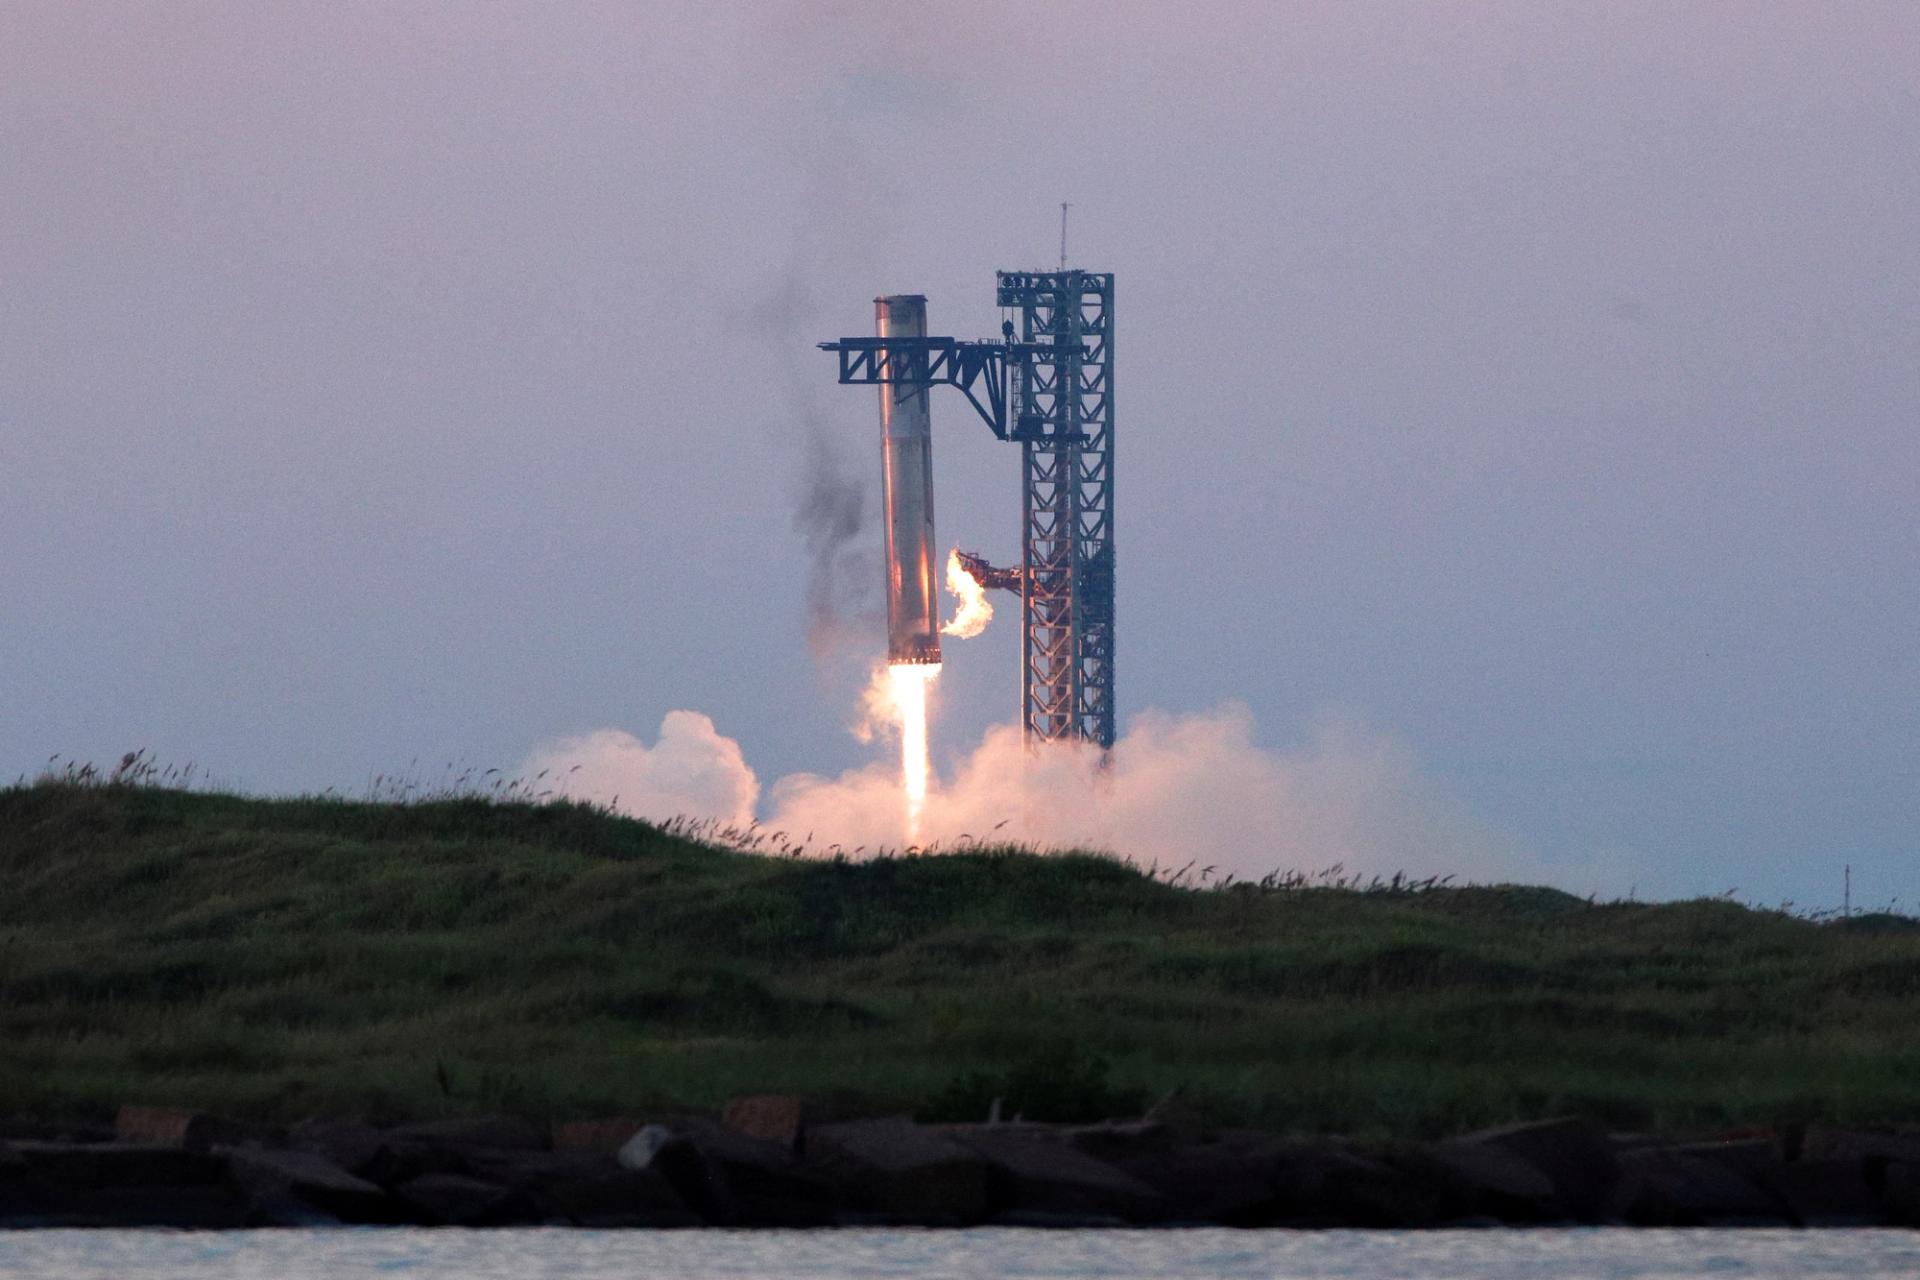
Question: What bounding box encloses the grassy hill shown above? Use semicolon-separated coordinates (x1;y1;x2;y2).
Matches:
3;779;1918;1137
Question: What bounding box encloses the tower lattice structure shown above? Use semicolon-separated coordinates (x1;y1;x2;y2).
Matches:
820;268;1116;750
998;271;1114;748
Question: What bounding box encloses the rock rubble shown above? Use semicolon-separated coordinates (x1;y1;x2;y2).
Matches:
3;1103;1918;1229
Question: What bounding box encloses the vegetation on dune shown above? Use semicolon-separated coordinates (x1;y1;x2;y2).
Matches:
2;777;1918;1138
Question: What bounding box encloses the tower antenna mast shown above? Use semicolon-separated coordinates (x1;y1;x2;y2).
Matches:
1059;202;1071;270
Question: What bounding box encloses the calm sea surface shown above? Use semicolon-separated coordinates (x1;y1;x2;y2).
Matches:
1;1229;1917;1279
4;1228;1920;1280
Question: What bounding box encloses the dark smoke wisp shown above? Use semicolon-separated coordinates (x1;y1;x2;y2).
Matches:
726;259;882;662
795;426;878;659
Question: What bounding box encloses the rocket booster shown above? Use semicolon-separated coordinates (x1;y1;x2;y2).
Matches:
876;295;942;666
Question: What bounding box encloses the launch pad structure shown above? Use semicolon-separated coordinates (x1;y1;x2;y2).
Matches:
821;270;1116;750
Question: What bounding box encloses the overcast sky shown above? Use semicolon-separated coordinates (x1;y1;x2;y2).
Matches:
4;2;1914;905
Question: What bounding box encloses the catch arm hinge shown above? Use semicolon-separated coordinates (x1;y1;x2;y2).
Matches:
956;550;1023;594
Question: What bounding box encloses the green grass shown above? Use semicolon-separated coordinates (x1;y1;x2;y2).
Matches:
3;780;1919;1137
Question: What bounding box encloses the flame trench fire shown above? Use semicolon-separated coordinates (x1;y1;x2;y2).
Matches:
941;549;993;639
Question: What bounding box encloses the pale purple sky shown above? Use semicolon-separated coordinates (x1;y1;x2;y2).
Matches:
3;3;1914;904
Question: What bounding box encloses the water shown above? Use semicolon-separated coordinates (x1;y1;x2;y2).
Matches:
2;1229;1917;1280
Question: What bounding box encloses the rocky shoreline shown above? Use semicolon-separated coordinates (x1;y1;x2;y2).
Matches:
3;1101;1918;1229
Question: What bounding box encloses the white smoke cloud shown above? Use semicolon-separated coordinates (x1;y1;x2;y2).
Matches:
525;712;758;827
526;703;1541;884
771;705;1537;882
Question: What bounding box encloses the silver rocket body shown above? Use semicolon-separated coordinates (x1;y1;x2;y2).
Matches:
875;295;942;666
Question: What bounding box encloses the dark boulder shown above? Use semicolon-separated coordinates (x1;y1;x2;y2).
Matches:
463;1148;699;1227
1614;1148;1788;1226
0;1143;47;1224
1389;1139;1559;1222
552;1118;647;1154
1801;1126;1920;1194
951;1130;1163;1223
115;1105;267;1152
1457;1117;1619;1220
806;1118;988;1222
619;1125;730;1221
390;1115;549;1151
1802;1125;1920;1165
33;1184;254;1228
360;1115;551;1187
684;1118;840;1225
1261;1141;1446;1228
1141;1088;1209;1144
286;1119;389;1180
722;1095;810;1151
8;1141;228;1190
1880;1161;1920;1227
224;1146;403;1225
620;1120;838;1225
1115;1141;1281;1224
0;1118;115;1144
391;1172;532;1226
1057;1120;1177;1163
1761;1159;1885;1227
360;1136;470;1187
1664;1137;1783;1180
1;1142;249;1227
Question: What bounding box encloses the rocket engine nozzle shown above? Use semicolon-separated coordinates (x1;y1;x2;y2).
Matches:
888;639;944;666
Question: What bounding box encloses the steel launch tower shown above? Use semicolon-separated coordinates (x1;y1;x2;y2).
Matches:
821;269;1116;749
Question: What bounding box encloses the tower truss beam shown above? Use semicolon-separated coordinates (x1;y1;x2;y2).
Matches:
999;270;1114;750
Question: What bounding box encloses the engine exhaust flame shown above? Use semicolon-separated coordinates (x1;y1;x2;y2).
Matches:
884;661;940;838
940;548;993;639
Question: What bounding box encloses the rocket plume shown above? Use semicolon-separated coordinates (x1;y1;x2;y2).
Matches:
940;548;993;638
885;661;939;839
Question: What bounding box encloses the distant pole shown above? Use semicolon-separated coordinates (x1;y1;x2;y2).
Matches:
1059;202;1070;271
1845;864;1852;919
